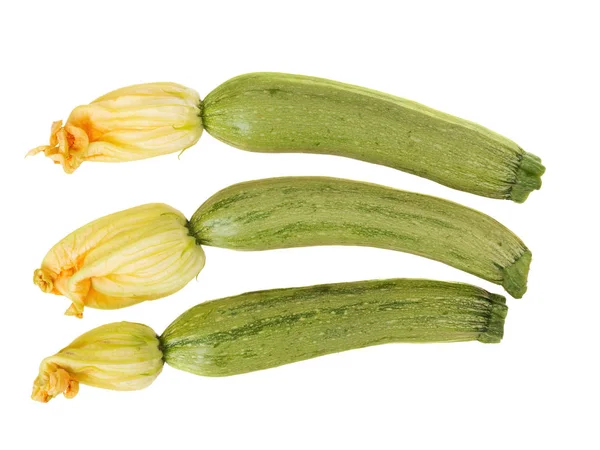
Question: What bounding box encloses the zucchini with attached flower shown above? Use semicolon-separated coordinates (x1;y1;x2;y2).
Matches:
32;177;531;318
27;73;544;202
31;278;508;402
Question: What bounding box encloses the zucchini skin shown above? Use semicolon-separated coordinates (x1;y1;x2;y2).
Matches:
189;177;531;298
161;279;507;377
202;72;545;203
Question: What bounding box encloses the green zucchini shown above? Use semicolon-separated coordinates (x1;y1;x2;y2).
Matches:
161;279;507;377
189;177;531;298
202;72;545;202
32;279;507;402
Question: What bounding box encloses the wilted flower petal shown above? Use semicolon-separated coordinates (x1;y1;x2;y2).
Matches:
33;203;205;317
27;83;203;173
32;322;163;402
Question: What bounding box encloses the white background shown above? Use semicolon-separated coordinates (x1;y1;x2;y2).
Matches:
1;1;598;449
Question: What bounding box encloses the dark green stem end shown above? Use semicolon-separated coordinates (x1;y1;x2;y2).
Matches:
502;249;532;298
510;152;546;203
478;293;508;343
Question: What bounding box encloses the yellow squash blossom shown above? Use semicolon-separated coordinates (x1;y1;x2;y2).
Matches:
27;83;203;173
32;322;163;403
33;203;205;318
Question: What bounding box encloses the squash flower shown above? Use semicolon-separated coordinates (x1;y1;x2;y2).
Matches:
33;203;206;318
27;83;203;173
32;322;163;402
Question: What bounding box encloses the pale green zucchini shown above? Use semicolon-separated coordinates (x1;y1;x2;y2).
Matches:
189;177;531;298
161;279;507;377
202;72;545;203
32;279;507;401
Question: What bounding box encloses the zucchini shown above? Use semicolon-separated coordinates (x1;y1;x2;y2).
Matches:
202;72;545;202
189;177;531;298
33;279;507;401
161;279;507;377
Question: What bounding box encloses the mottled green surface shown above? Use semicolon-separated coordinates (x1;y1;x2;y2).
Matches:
161;279;507;377
202;72;545;202
189;177;530;298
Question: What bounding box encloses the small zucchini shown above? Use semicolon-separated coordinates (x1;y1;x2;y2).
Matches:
32;279;507;402
161;279;507;377
203;72;545;202
189;177;531;298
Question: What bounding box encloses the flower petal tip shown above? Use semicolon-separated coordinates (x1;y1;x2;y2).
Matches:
33;268;54;293
65;303;84;319
26;120;88;174
31;365;79;403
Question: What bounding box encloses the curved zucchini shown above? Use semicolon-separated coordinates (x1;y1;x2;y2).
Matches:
161;279;507;377
202;72;545;202
189;177;531;298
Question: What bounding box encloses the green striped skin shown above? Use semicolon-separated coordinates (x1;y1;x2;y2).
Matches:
201;72;545;203
189;177;531;298
161;279;507;377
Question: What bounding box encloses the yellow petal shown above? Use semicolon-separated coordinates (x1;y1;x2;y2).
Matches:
32;364;79;403
34;204;205;316
32;322;163;402
27;83;202;172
